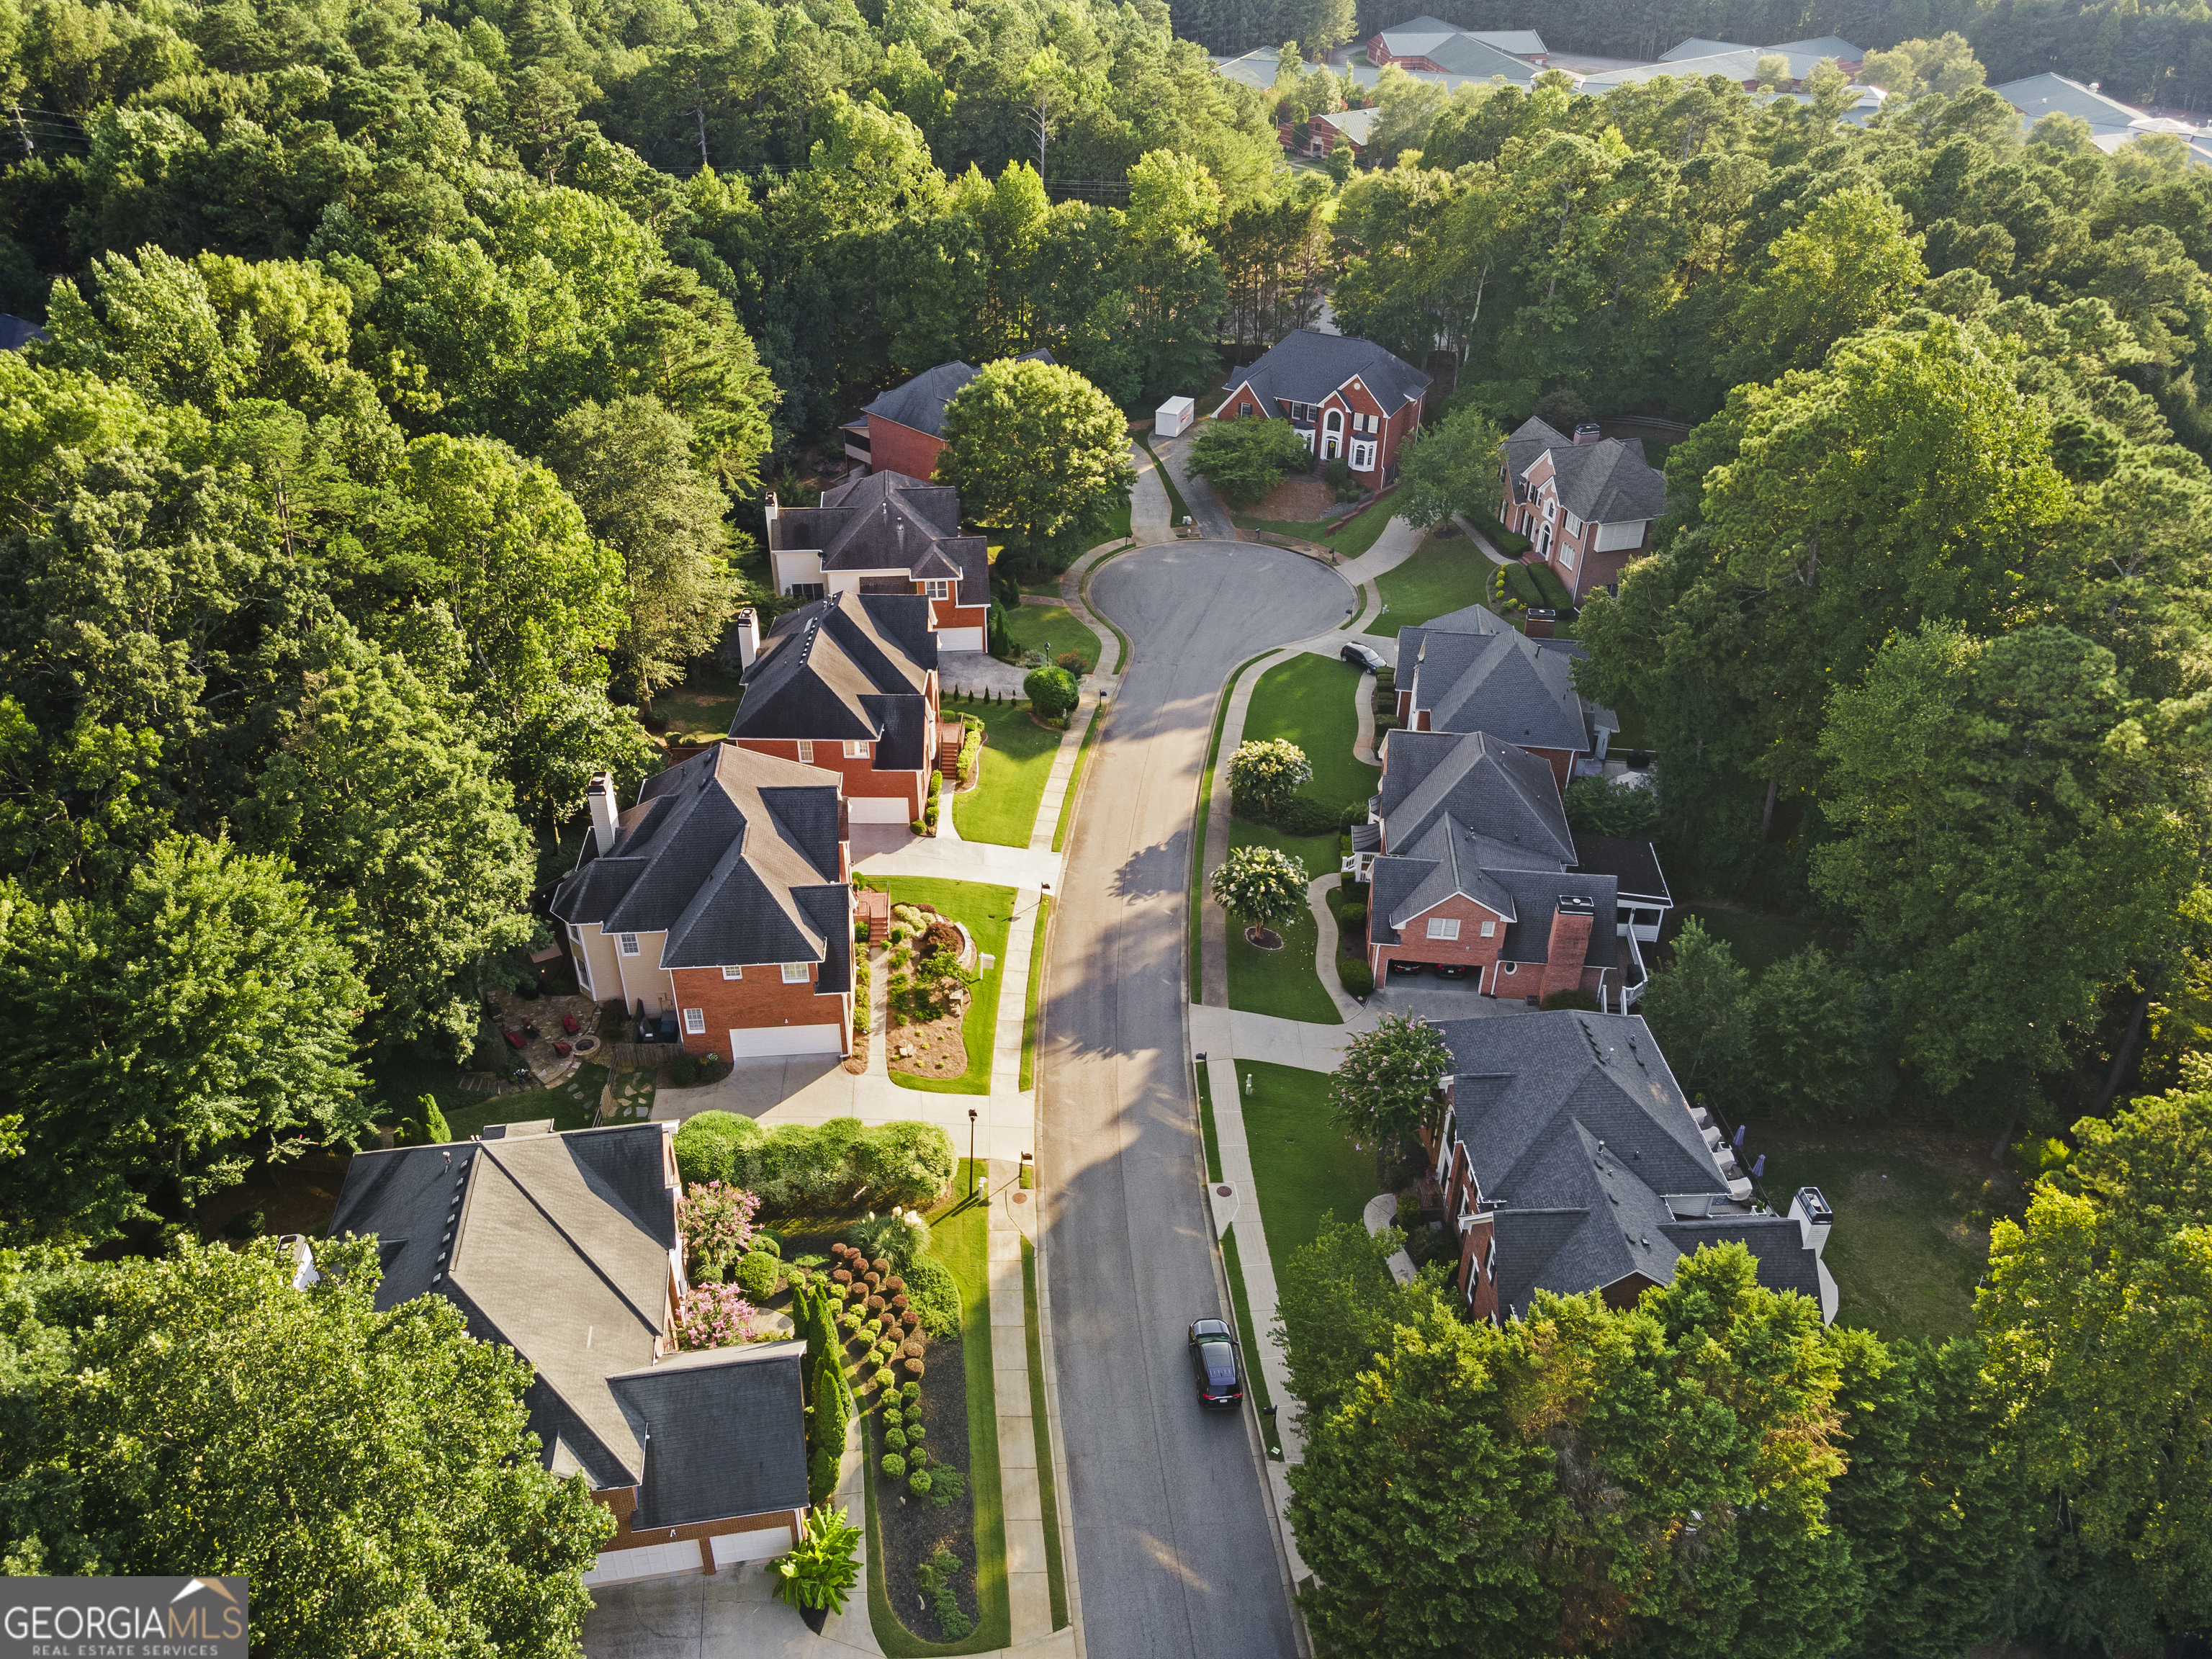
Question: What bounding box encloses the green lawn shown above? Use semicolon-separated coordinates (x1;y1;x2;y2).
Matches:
1240;653;1378;816
1225;820;1338;1024
951;701;1061;847
865;1161;1010;1655
1364;534;1493;637
445;1062;608;1140
1753;1123;2026;1344
1051;704;1100;852
883;879;1015;1094
1020;1241;1071;1628
1194;652;1271;1002
656;662;745;739
1020;896;1051;1091
1237;1059;1375;1268
1003;601;1102;673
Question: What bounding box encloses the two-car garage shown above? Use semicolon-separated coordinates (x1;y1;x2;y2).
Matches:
729;1025;845;1058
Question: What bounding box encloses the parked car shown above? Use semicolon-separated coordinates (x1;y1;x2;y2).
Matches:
1387;959;1428;978
1339;642;1386;673
1432;963;1470;979
1187;1318;1245;1408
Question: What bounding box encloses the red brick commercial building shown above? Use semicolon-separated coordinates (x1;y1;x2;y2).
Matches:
1215;330;1430;491
554;745;856;1061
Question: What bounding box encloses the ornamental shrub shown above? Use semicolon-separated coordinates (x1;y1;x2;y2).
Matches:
884;1428;907;1452
831;1268;851;1285
1025;665;1079;721
873;1366;895;1391
901;1339;925;1359
881;1408;902;1428
1337;958;1375;998
808;1444;837;1505
905;1421;925;1442
901;1382;920;1403
845;1210;930;1269
903;1358;925;1380
881;1453;906;1480
870;1257;889;1276
889;1293;909;1311
1541;988;1601;1011
899;1252;961;1338
909;1446;928;1468
865;1293;885;1312
734;1252;781;1300
884;1277;904;1295
908;1471;933;1497
900;1310;920;1331
672;1114;955;1211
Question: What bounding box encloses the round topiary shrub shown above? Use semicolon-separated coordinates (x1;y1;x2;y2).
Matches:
841;1309;865;1331
863;1272;881;1290
734;1252;781;1299
873;1366;896;1391
884;1428;907;1452
889;1293;909;1311
901;1339;925;1359
882;1408;902;1428
871;1257;890;1275
885;1277;905;1295
901;1310;920;1331
902;1382;920;1403
909;1446;928;1468
903;1358;925;1380
881;1453;906;1480
906;1421;925;1442
908;1470;932;1496
832;1267;851;1285
866;1294;886;1313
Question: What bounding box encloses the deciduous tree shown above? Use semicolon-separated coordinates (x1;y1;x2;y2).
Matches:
936;357;1134;571
1228;737;1312;814
1210;844;1310;947
1327;1011;1452;1189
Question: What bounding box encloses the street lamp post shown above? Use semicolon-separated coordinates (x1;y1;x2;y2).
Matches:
968;1108;979;1199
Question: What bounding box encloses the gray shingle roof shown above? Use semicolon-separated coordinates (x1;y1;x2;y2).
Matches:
775;472;990;598
613;1343;810;1527
861;350;1055;439
1538;439;1668;525
1377;727;1574;863
1571;833;1671;907
551;745;851;979
1220;330;1431;417
1397;603;1609;752
1436;1012;1821;1315
731;591;937;770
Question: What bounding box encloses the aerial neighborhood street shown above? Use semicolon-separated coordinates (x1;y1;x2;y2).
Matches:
3;4;2210;1658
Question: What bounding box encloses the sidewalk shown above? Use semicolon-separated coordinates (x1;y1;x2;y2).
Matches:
986;1158;1058;1644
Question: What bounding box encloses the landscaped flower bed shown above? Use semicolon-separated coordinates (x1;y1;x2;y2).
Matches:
886;904;979;1082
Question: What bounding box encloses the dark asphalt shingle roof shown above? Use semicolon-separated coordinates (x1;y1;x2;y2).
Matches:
1539;439;1669;525
773;472;991;599
1220;330;1431;416
613;1343;810;1527
1377;727;1575;863
551;744;851;974
1437;1012;1821;1315
1571;833;1671;906
730;591;937;770
861;350;1055;439
1397;604;1611;751
0;315;49;352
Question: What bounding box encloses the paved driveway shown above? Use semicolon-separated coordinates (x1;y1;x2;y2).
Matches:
1039;541;1353;1659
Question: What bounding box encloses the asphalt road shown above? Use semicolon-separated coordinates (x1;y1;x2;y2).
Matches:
1039;542;1353;1659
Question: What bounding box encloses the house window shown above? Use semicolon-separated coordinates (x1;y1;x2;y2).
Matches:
1426;917;1461;940
922;579;950;601
1565;511;1583;535
845;740;870;757
683;1008;705;1035
1501;961;1517;975
1560;543;1577;571
1352;441;1376;472
619;932;639;956
786;583;825;599
1324;409;1344;433
1544;498;1557;523
1480;920;1496;938
1238;402;1254;418
722;966;743;980
796;739;814;763
781;962;810;984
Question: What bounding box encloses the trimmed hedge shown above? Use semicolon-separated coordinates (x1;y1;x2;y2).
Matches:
898;1250;961;1339
672;1113;956;1209
1337;957;1375;997
1541;988;1601;1011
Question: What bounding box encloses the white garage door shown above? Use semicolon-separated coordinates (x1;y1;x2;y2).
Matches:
711;1525;793;1567
938;626;984;652
581;1541;701;1587
730;1024;844;1058
848;794;913;824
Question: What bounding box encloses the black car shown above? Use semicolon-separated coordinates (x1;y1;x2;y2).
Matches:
1187;1318;1246;1408
1431;963;1470;979
1340;642;1387;673
1387;958;1429;978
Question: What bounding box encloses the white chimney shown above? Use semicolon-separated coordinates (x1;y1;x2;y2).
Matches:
278;1234;320;1289
1790;1186;1834;1258
732;608;760;670
763;490;781;552
586;770;621;854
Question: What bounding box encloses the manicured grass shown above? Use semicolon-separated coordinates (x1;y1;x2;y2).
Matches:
1193;651;1272;1003
950;701;1061;848
1224;820;1338;1025
884;879;1015;1094
1220;1228;1283;1459
1238;1059;1374;1268
1080;555;1132;673
1753;1123;2026;1344
1021;1240;1070;1630
1003;601;1102;673
1239;652;1379;817
1051;703;1100;853
1235;493;1400;559
1094;487;1132;545
1140;431;1192;528
1197;1063;1222;1182
1020;577;1066;597
1671;904;1830;976
1020;896;1051;1091
864;1161;1010;1655
1364;534;1493;637
444;1062;608;1140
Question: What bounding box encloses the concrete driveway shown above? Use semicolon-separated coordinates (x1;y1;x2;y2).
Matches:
1038;541;1354;1659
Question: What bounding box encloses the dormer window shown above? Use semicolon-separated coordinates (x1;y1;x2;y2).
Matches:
922;579;950;601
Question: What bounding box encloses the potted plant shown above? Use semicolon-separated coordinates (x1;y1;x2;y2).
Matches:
770;1502;863;1634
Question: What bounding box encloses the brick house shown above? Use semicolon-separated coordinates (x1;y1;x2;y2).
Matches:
1352;727;1671;999
1392;602;1617;788
327;1122;812;1584
1498;416;1668;601
1421;1010;1838;1325
729;591;942;827
554;745;856;1061
765;470;991;652
1215;331;1431;488
1366;17;1550;72
840;349;1056;480
1292;106;1380;160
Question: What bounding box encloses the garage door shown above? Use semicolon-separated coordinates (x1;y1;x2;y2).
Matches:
730;1024;844;1058
848;794;913;824
938;626;984;652
710;1525;793;1566
581;1540;701;1587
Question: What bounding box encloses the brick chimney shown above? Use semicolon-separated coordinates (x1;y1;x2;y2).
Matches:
1573;422;1603;445
1539;894;1596;1000
587;770;621;855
